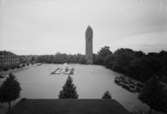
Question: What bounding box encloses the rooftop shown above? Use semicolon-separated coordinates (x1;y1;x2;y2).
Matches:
9;99;130;114
0;51;17;56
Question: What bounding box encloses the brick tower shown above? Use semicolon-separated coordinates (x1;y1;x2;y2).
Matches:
85;26;93;64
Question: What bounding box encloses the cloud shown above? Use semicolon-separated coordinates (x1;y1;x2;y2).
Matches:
112;31;167;52
0;0;167;55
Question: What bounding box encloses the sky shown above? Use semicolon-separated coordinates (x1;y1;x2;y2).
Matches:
0;0;167;55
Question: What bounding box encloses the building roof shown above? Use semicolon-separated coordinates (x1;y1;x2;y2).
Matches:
0;51;17;56
9;99;130;114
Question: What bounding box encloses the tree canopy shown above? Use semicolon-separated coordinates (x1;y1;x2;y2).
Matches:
95;47;167;83
36;53;86;64
0;73;21;110
102;91;112;99
139;77;167;113
59;76;78;99
94;46;112;65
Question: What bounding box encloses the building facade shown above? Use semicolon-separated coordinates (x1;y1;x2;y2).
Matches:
0;51;20;68
85;26;93;64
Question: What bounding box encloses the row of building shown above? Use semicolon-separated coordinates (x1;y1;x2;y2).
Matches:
0;51;20;68
0;51;36;71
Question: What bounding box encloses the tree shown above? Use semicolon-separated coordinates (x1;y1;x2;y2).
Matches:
59;76;78;99
0;73;21;111
97;46;112;65
104;54;115;69
102;91;112;99
98;46;112;58
129;57;154;82
104;48;136;75
93;54;103;65
139;77;167;114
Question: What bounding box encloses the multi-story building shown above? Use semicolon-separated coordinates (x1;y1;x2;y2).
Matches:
0;51;20;68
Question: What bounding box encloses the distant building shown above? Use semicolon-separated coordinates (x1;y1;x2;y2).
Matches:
19;55;37;64
85;26;93;64
0;51;20;68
